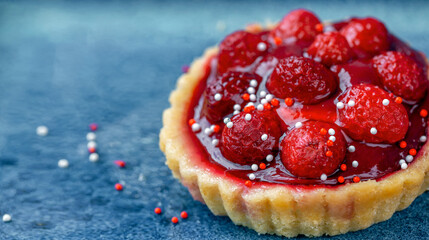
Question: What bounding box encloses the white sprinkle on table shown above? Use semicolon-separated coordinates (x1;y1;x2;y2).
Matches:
36;125;49;136
2;214;11;223
58;159;69;168
89;153;99;162
86;132;96;141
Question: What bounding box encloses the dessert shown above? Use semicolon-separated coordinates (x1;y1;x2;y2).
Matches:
160;9;429;237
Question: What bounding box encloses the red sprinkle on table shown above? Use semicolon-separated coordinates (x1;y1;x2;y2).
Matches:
180;211;188;219
171;217;179;224
115;183;123;191
399;141;407;148
114;160;126;168
409;148;417;156
420;109;428;117
154;207;162;214
88;147;96;153
338;176;345;183
89;123;98;131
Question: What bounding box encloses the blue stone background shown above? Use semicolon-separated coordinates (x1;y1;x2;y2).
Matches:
0;0;428;239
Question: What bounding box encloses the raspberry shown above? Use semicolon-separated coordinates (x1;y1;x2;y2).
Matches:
307;31;354;66
202;71;262;122
340;18;389;57
270;9;321;45
266;56;337;104
372;51;427;102
217;30;269;75
337;84;409;143
281;121;346;178
220;111;282;165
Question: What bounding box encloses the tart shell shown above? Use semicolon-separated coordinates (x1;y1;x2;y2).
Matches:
159;47;429;237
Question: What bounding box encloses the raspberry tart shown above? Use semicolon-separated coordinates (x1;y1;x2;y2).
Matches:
160;9;429;237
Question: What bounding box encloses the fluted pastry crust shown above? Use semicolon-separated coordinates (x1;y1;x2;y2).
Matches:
159;47;429;237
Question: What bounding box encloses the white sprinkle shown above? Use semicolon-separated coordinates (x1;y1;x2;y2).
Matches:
245;102;255;107
247;87;256;94
251;164;258;171
370;127;377;135
261;99;268;105
226;122;233;128
399;159;406;165
261;134;268;141
347;100;355;107
406;155;413;162
212;139;219;146
295;122;303;128
233;110;240;115
265;94;273;101
214;93;222;101
249;173;256;180
223;118;231;124
87;141;97;149
320;174;327;181
352;160;358;167
420;136;427;142
382;99;390;106
192;123;201;132
329;136;336;142
249;94;256;101
257;42;267;51
336;102;344;109
259;91;267;98
328;128;335;135
58;159;69;168
314;56;322;62
245;114;252;121
36;125;49;136
204;128;213;135
257;104;264;111
89;153;99;162
303;52;309;58
2;214;11;222
348;145;356;152
250;80;258;87
210;125;215;131
86;132;96;141
233;104;241;111
401;162;408;169
266;154;274;162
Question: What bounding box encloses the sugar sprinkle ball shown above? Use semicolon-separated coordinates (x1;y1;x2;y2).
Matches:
36;125;49;136
58;159;69;168
115;183;123;191
2;214;11;223
114;160;126;168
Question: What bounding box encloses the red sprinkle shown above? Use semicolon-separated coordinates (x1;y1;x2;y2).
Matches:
285;98;294;107
315;23;324;32
188;119;196;126
154;207;162;214
337;176;345;183
242;93;250;101
243;105;255;113
88;147;96;153
325;150;333;157
340;164;347;171
264;103;272;110
353;176;360;183
420;109;428;118
171;217;179;224
395;97;402;104
182;65;190;73
327;140;334;147
115;183;123;191
180;211;188;219
114;160;126;168
271;99;280;107
89;123;98;131
213;125;221;133
409;148;417;156
399;141;407;148
259;163;266;170
320;128;327;135
273;37;282;46
245;180;252;187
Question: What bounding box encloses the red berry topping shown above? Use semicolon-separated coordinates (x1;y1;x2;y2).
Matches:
281;121;346;178
202;71;262;122
307;31;354;66
340;17;389;57
217;30;269;74
337;84;409;143
266;56;337;104
254;45;303;75
372;51;427;101
270;9;321;44
220;111;282;165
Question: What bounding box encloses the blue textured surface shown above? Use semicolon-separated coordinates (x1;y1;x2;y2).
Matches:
0;0;429;239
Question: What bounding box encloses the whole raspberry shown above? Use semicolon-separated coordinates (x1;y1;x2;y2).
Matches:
372;51;427;102
266;56;337;104
337;84;409;143
281;121;346;178
202;71;262;123
270;9;321;45
307;31;354;66
217;30;269;75
220;111;282;165
340;18;389;57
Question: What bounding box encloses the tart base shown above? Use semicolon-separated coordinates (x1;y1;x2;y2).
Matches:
159;47;429;237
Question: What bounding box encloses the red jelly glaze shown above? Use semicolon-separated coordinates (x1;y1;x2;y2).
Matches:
186;19;429;187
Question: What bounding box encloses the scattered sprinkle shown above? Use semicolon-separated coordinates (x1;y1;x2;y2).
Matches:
337;176;345;183
353;176;360;183
285;98;294;107
188;119;196;126
36;125;49;136
340;164;347;171
212;139;219;146
212;125;221;133
214;93;222;101
409;148;417;156
115;183;123;191
191;123;201;132
315;23;324;32
261;134;268;141
249;173;256;180
58;159;69;168
250;80;258;87
320;128;327;135
348;145;356;152
244;114;252;121
259;163;266;170
86;132;96;141
271;99;280;107
247;87;255;94
395;97;402;104
242;93;250;101
352;160;358;167
257;104;264;111
336;102;344;109
245;180;252;187
244;105;255;113
370;127;377;135
273;37;282;46
261;99;268;105
347;100;355;107
257;42;267;51
233;104;241;111
114;160;126;168
266;154;274;162
265;94;273;101
89;153;99;162
327;140;334;147
399;141;407;148
249;94;256;101
226;122;233;128
181;65;190;73
259;91;267;98
263;103;272;110
171;217;179;224
204;128;212;135
89;123;98;131
87;141;97;149
180;211;188;219
406;155;413;162
399;159;406;165
401;162;408;169
420;136;427;142
223;118;230;124
382;99;390;106
154;207;162;215
420;109;428;118
320;174;327;181
328;128;335;136
2;214;11;223
329;136;336;142
88;147;96;153
295;122;303;128
325;150;333;157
